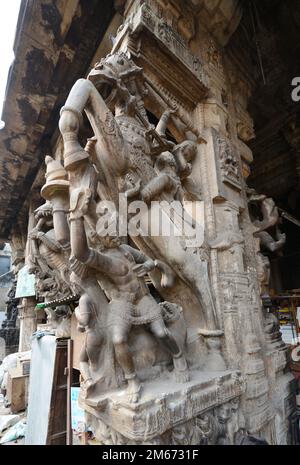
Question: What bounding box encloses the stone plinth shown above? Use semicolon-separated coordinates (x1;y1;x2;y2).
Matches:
81;370;245;443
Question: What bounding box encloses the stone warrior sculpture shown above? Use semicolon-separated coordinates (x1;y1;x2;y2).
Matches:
59;51;226;369
247;189;286;297
69;191;189;402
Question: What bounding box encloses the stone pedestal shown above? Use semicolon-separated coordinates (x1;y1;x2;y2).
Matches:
82;370;245;445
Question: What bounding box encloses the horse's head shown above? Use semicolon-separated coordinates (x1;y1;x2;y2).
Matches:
88;51;144;113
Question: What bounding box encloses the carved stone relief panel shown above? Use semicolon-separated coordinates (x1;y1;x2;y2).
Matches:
82;372;245;445
211;202;245;274
213;131;241;192
125;0;197;43
114;1;209;108
206;129;242;208
86;393;265;445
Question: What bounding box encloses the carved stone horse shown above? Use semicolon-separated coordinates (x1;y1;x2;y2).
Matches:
59;51;225;369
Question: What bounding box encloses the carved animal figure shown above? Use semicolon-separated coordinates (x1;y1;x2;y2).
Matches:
59;51;225;355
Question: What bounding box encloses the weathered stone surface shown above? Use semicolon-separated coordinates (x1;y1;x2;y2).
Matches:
0;0;298;446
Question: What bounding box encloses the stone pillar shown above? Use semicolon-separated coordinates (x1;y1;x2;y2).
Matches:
15;194;40;353
18;297;37;352
54;0;295;445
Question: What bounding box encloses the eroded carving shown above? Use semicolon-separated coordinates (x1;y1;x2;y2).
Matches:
247;189;286;298
25;37;277;445
58;51;226;372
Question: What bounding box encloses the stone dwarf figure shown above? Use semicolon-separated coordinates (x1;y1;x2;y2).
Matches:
28;201;69;298
45;304;73;339
28;156;75;336
69;194;189;403
28;156;71;292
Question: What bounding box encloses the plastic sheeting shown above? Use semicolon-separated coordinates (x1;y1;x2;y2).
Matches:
25;334;56;445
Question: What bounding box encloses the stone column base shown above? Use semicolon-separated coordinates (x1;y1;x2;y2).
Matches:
80;369;245;445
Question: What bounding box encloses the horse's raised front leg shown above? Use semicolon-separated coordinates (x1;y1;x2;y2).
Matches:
59;78;128;178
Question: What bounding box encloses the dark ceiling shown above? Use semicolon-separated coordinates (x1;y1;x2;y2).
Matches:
229;0;300;215
0;0;115;240
228;0;300;289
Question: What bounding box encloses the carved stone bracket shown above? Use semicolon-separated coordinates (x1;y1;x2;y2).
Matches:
114;2;209;108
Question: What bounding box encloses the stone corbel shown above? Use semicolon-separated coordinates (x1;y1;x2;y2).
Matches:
113;1;209;108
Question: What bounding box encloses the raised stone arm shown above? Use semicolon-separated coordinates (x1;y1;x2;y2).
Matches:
258;229;286;253
59;78;128;176
70;215;127;276
141;174;174;203
156;110;173;137
123;244;176;288
52;206;70;248
251;196;280;232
